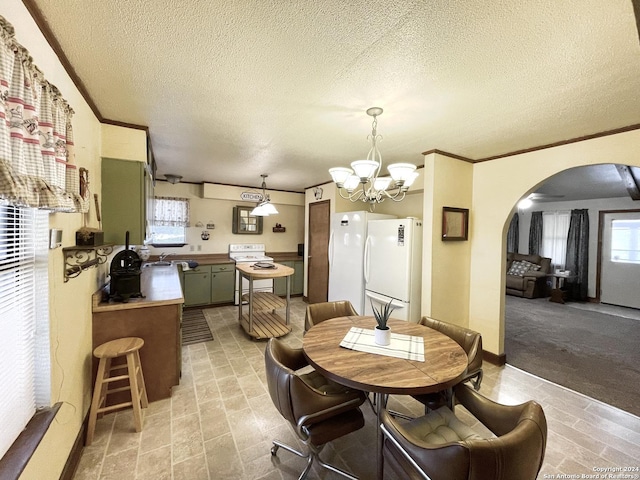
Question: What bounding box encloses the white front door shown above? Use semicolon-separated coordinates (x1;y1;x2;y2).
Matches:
600;211;640;309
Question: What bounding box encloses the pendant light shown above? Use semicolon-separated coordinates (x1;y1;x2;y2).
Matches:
250;174;279;216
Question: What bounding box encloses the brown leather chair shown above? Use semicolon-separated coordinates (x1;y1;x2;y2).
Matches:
264;338;366;479
304;300;358;332
382;383;547;480
412;316;483;411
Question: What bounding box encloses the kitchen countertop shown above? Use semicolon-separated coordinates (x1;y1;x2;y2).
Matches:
93;264;184;312
148;252;303;264
268;252;303;262
236;262;295;279
148;253;232;264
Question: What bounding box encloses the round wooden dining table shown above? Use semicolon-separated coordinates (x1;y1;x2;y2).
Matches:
303;316;468;480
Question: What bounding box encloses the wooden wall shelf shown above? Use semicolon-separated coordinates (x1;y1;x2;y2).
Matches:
63;245;113;282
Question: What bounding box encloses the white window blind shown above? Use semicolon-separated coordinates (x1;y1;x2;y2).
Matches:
0;204;50;459
542;211;570;269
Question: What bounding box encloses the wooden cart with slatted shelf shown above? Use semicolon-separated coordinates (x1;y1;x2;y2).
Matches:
236;262;294;339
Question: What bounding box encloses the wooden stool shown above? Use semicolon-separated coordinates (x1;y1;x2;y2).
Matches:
86;337;149;446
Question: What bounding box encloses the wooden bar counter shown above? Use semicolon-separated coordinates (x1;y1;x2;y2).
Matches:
92;265;184;402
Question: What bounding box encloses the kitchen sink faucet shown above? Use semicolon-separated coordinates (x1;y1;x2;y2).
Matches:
159;252;174;262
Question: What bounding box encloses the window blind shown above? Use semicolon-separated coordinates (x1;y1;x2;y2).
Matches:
0;204;50;459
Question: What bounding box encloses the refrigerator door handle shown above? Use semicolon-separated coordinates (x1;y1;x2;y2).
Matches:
366;291;406;310
328;230;334;268
364;235;371;283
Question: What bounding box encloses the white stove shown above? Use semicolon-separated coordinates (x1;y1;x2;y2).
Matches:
229;244;274;304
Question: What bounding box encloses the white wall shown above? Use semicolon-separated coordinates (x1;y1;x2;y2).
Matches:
469;130;640;355
4;3;104;479
151;181;305;255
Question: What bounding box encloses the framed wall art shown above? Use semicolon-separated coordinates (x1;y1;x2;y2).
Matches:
442;207;469;241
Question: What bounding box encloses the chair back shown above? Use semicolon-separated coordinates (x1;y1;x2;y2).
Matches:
305;300;357;332
383;384;547;480
420;317;483;378
264;338;306;424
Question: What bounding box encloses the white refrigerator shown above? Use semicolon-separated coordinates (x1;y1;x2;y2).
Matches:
364;218;423;323
328;211;395;314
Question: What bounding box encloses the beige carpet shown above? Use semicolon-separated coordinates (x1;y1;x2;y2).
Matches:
505;296;640;417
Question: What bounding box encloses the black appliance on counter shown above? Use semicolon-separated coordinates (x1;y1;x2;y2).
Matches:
109;231;143;302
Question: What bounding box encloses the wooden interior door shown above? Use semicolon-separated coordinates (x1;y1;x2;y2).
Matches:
308;200;330;304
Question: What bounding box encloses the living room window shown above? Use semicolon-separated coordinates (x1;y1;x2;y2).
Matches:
542;211;570;269
0;204;51;459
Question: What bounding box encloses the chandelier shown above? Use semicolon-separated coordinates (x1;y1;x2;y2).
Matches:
250;174;279;216
329;107;418;206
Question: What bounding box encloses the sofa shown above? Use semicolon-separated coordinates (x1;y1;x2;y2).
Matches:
506;252;551;298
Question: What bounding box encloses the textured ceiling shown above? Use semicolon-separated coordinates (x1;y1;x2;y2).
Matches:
26;0;640;193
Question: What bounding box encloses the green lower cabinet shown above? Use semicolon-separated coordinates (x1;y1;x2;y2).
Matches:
292;260;304;295
274;260;304;296
183;266;211;307
182;263;235;307
211;264;234;304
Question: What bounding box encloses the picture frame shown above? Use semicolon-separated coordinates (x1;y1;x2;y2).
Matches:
442;207;469;241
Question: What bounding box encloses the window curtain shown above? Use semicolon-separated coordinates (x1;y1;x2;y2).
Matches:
528;211;543;255
542;211;571;269
565;209;589;301
0;16;85;212
153;197;190;226
507;212;519;253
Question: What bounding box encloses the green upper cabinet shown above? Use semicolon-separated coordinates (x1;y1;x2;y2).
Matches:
102;158;150;245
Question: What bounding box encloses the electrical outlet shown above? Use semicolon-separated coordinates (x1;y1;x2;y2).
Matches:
197;245;202;251
190;245;195;251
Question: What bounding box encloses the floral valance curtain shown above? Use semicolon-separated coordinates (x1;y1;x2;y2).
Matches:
153;197;190;227
0;15;86;212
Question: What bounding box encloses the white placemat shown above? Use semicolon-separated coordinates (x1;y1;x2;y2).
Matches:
339;327;425;362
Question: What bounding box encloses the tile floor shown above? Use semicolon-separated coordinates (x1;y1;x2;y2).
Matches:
73;298;640;479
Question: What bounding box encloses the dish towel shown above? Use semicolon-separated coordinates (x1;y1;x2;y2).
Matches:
340;327;425;362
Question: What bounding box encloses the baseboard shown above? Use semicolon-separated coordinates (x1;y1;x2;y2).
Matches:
483;350;506;366
59;411;88;480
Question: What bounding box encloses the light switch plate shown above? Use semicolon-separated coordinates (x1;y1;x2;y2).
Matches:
49;229;62;249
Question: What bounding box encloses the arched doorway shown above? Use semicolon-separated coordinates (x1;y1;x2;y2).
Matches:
502;164;640;416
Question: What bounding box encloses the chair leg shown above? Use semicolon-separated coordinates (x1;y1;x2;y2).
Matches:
134;350;149;408
471;371;483;391
316;455;358;480
271;440;313;480
271;439;358;480
86;357;109;446
126;352;145;432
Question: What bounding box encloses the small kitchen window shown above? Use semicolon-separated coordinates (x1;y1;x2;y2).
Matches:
150;197;189;246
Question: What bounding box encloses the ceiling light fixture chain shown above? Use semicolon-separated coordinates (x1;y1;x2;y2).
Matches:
329;107;418;210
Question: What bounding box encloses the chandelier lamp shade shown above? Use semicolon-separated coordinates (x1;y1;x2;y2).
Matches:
329;107;418;206
250;174;279;216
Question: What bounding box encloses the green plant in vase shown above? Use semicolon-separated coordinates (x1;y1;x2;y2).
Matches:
371;297;396;345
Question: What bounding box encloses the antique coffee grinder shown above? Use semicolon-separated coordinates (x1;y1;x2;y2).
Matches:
109;231;143;302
